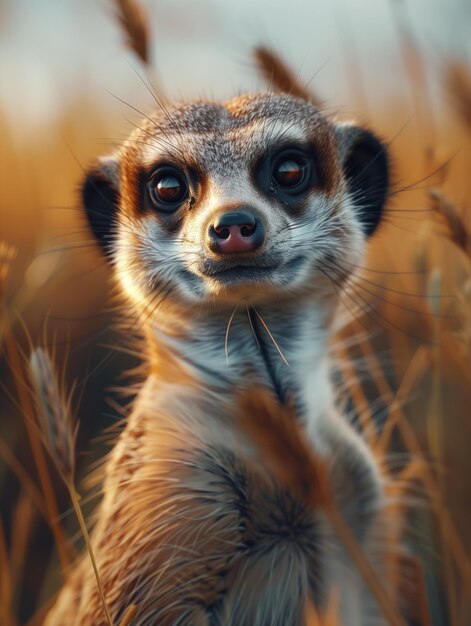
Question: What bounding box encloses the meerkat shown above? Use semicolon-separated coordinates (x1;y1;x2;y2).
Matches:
45;90;393;626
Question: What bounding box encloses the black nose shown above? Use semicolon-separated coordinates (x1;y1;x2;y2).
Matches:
208;210;265;254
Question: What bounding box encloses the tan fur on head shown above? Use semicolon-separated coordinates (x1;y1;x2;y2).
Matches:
82;92;388;313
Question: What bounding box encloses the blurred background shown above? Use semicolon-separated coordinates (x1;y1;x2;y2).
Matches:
1;1;471;624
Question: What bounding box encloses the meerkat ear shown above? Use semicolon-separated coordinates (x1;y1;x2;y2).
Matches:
81;156;120;256
336;124;389;237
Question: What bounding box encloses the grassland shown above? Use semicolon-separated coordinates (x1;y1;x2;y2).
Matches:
1;3;471;624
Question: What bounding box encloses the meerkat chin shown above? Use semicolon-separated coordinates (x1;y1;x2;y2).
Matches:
46;92;393;626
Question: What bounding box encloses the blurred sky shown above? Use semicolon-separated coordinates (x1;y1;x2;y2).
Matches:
0;0;470;132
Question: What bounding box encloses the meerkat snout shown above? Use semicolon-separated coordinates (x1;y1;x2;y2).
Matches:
207;208;264;254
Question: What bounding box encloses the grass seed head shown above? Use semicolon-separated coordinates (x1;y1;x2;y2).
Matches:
430;188;470;257
253;46;321;106
446;62;471;133
29;348;78;486
114;0;151;65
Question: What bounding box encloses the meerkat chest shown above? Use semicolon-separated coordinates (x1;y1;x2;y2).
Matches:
93;379;377;626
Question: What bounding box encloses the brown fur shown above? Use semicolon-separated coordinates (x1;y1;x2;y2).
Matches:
47;91;393;626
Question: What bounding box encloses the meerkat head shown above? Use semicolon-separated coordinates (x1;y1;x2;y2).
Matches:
82;93;388;317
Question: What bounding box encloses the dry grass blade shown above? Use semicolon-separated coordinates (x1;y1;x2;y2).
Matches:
0;437;47;520
0;241;16;281
237;389;330;507
237;388;406;626
336;343;377;445
397;555;433;626
118;604;138;626
10;493;35;603
4;330;71;572
28;348;113;626
253;46;321;106
0;517;16;626
22;597;57;626
0;241;16;320
114;0;150;65
446;62;471;133
377;345;430;453
29;348;78;485
430;188;470;257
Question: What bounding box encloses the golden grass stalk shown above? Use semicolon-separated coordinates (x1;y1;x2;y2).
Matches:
114;0;150;65
396;555;433;626
253;46;321;106
28;348;114;626
0;241;16;325
345;325;471;612
383;356;471;582
3;329;71;572
427;270;459;626
0;437;47;520
446;62;471;133
23;597;57;626
29;349;78;485
237;389;406;626
430;188;471;258
69;489;114;626
118;604;138;626
0;517;16;626
376;345;430;454
238;390;330;507
0;241;16;283
10;493;35;608
335;342;377;445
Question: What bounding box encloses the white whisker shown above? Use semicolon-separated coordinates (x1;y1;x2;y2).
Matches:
224;304;239;365
252;306;290;367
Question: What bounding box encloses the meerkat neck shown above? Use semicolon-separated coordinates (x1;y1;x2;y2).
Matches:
146;299;335;425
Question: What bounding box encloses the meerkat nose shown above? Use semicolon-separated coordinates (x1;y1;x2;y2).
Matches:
208;210;265;254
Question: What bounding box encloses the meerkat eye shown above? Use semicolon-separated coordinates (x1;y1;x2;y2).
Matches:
270;150;315;193
273;157;306;187
149;166;189;210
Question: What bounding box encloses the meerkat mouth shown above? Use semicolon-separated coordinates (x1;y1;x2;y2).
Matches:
199;255;306;286
205;265;277;283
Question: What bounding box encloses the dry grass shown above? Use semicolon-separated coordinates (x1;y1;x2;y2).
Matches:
29;348;113;626
0;5;471;626
446;62;471;133
253;47;321;105
29;349;78;487
113;0;151;66
430;188;471;257
238;389;407;626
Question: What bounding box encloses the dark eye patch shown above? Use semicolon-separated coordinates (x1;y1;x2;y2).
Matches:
135;163;201;234
149;167;189;210
253;143;322;209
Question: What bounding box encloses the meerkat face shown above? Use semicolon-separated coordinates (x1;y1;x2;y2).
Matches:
83;93;388;312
